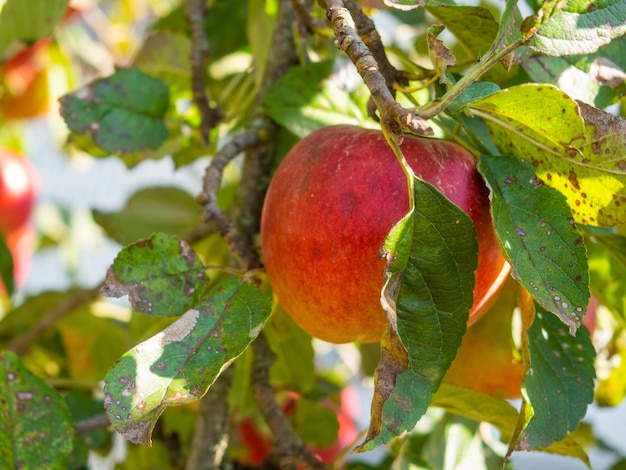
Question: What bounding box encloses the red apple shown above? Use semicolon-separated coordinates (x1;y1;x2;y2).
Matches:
0;224;36;295
261;125;509;344
0;148;40;234
233;389;359;466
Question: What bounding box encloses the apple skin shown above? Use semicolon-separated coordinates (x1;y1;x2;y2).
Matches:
261;125;509;344
443;284;598;400
0;148;40;234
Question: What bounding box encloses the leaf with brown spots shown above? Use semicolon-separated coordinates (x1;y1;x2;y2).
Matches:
514;303;595;452
103;277;271;445
59;68;169;164
101;233;210;317
478;153;589;334
470;84;626;227
0;351;74;468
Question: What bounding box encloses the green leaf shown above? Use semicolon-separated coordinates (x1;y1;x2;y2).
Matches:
586;232;626;325
59;68;169;157
447;82;500;114
528;0;626;56
103;277;271;445
101;233;209;317
432;384;590;464
0;350;74;469
264;61;372;138
0;236;14;296
425;5;499;60
265;306;316;393
93;187;200;246
357;178;477;451
423;413;508;470
469;84;626;227
478;153;589;334
516;304;596;450
0;0;68;57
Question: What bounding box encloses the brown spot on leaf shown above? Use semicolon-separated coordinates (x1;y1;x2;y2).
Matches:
569;170;580;190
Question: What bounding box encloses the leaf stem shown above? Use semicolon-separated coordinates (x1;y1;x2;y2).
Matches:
417;41;523;119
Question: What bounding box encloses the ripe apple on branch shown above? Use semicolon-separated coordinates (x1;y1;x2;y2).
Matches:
261;124;510;344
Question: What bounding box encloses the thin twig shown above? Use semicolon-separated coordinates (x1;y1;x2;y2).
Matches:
324;0;433;141
185;0;221;145
196;123;269;271
251;334;329;470
185;367;234;470
74;414;111;436
343;0;408;98
291;0;331;36
8;285;102;355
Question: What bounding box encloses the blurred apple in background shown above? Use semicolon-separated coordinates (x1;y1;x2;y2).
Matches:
233;387;360;466
0;148;39;294
0;39;52;120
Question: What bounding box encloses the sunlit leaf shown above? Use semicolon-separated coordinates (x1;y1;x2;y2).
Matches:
264;61;372;138
528;0;626;56
0;0;68;57
470;84;626;227
432;384;590;464
103;277;271;444
478;153;589;333
586;232;626;324
0;350;74;469
101;233;209;317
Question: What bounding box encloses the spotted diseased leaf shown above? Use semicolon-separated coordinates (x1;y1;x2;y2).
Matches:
516;303;596;450
470;84;626;227
0;351;74;469
101;233;209;317
103;277;272;445
478;153;589;334
356;178;477;451
528;0;626;56
59;68;169;157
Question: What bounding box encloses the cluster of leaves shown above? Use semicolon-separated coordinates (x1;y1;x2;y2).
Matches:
0;0;625;468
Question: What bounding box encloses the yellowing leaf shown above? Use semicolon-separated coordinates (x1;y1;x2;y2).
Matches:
470;84;626;226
